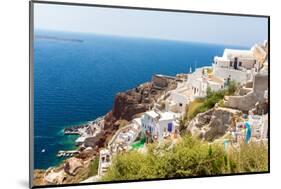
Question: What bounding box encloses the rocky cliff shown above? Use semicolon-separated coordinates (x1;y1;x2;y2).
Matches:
104;75;177;129
87;75;177;148
33;75;178;186
187;107;241;141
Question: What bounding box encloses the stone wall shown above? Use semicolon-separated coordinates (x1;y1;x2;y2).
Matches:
225;73;268;112
225;92;257;112
239;87;252;96
253;73;268;98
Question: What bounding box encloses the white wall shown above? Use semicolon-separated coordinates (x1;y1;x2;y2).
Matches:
0;1;279;189
208;82;223;91
170;92;189;113
141;113;156;134
213;64;253;84
214;50;257;70
214;57;231;68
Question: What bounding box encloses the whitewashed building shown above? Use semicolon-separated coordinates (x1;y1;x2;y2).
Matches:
141;110;179;141
165;82;192;115
213;48;257;84
187;67;225;99
98;149;111;176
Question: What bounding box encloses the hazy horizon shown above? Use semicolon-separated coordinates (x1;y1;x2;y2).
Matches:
35;29;253;48
34;3;268;47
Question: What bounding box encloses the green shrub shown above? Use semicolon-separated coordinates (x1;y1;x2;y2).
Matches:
101;135;268;181
104;137;225;181
226;80;237;95
218;99;225;107
187;82;237;119
187;99;204;119
88;157;99;177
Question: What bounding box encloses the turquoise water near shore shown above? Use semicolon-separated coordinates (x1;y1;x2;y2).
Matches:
34;30;247;169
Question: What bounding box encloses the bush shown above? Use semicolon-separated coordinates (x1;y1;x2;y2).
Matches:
187;82;237;119
218;100;225;107
101;135;268;181
226;80;237;95
187;99;204;119
88;157;99;177
188;89;224;119
227;142;268;172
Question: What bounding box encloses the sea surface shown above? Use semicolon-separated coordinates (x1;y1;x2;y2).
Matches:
34;30;247;169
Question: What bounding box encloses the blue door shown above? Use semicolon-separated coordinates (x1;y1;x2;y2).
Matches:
167;123;173;132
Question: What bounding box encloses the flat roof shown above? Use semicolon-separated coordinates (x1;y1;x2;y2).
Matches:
223;48;255;59
159;112;176;121
208;75;224;84
145;110;159;118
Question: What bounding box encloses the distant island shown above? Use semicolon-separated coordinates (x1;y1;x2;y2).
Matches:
35;35;84;43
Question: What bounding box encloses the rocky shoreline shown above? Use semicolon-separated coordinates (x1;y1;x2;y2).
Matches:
33;74;178;186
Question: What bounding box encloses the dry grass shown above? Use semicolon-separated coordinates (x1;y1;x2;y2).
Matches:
187;99;204;119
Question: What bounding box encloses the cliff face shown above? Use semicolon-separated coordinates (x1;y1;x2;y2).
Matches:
104;75;177;130
48;75;176;152
112;83;150;121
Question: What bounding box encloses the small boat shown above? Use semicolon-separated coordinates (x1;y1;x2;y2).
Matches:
41;149;46;153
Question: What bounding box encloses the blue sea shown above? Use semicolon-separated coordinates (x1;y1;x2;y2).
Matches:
34;30;247;169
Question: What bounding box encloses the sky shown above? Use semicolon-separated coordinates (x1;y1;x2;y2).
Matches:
34;3;268;47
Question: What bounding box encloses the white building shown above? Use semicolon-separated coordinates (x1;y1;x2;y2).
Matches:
141;110;179;141
98;149;111;176
165;82;192;115
214;49;257;69
187;67;225;99
213;48;257;84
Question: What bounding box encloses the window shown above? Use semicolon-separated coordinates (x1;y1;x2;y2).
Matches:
239;62;242;66
230;61;233;67
106;155;110;162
